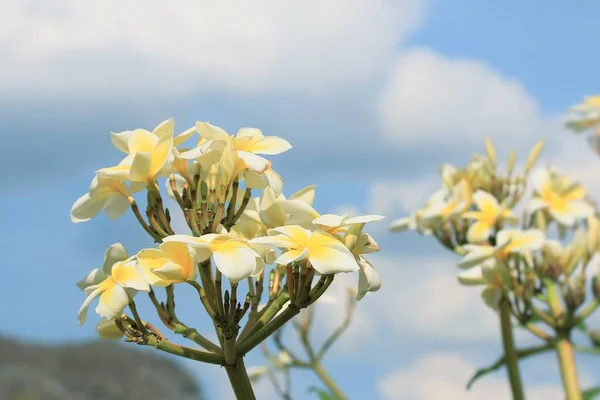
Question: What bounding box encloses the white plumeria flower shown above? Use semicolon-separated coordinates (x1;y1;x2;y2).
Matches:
162;234;264;283
312;213;385;234
97;118;175;182
249;225;359;274
462;190;518;243
458;261;510;309
196;122;291;194
458;228;545;269
528;167;594;226
78;257;150;324
76;243;129;291
136;242;198;287
419;180;472;222
565;96;600;133
258;186;320;229
71;175;143;223
168;142;224;183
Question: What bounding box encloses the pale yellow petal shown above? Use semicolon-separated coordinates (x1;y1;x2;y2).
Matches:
128;129;157;156
245;136;292;155
96;285;130;320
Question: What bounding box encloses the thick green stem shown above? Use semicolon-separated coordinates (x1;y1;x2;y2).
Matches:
312;361;347;400
225;357;256;400
545;280;582;399
499;297;525;400
555;334;582;400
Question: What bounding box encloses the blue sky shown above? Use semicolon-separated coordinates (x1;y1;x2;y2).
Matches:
2;1;600;399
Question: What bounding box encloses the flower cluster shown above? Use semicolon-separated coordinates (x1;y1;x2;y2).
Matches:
389;138;600;395
565;95;600;155
71;118;383;373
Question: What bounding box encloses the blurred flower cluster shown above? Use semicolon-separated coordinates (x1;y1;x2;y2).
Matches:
566;95;600;155
70;118;383;398
389;138;600;399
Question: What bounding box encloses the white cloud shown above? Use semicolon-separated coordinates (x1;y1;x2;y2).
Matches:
313;253;506;350
378;353;562;400
367;177;438;216
1;0;426;98
379;48;550;150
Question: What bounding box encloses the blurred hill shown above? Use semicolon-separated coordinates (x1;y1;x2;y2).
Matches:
0;335;203;400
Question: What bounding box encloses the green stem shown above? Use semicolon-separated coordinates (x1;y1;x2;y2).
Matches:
499;296;525;400
312;361;347;400
225;357;256;400
545;279;582;400
145;335;224;365
555;333;582;400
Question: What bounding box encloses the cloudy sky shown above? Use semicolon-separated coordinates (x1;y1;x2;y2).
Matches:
2;0;600;399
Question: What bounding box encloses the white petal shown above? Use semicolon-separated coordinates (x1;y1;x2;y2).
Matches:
96;285;131;320
458;246;494;268
238;151;270;174
129;151;153;182
196;121;230;141
527;197;548;214
212;246;258;283
152;262;188;281
275;248;310;265
163;234;211;248
103;195;130;220
110;130;134;153
174;126;197;146
481;287;503;310
388;216;416;232
530;168;550;194
356;257;381;300
343;215;386;225
289;185;316;205
568;200;594;219
76;268;107;291
78;286;104;325
457;266;484;286
70;193;108;223
280;200;320;224
102;243;129;274
312;214;345;228
96;319;126;340
263;168;284;197
152;118;175;138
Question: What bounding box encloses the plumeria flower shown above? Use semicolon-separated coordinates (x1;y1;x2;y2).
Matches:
78;257;150;324
170;140;226;178
196;122;291;193
457;261;510;309
162;234;264;283
136;242;198;287
258;187;320;229
97;118;174;182
462;190;518;243
249;225;359;274
71;175;143;223
529;167;594;226
565;95;600;133
458;228;545;269
419;179;472;222
76;243;129;290
312;213;385;234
